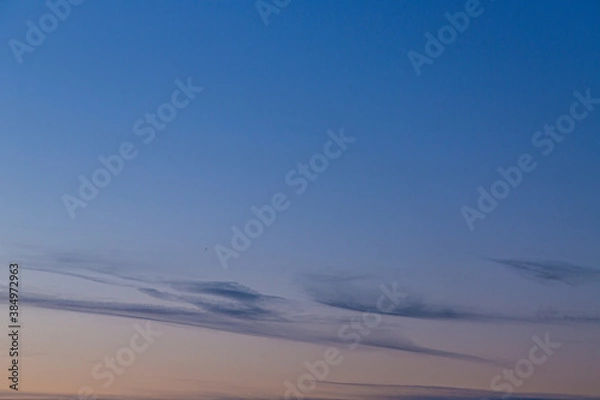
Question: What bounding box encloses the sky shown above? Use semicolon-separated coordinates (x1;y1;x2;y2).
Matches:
0;0;599;399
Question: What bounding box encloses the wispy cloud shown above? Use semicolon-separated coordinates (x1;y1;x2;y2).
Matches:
10;248;600;373
167;281;264;301
486;258;600;286
299;273;600;325
13;263;503;366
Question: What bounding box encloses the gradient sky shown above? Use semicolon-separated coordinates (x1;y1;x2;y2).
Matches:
1;1;599;399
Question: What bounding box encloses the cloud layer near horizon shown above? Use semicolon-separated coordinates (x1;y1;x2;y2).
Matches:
6;247;600;377
4;383;600;400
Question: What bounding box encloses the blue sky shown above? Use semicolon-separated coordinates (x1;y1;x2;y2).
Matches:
0;1;599;399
